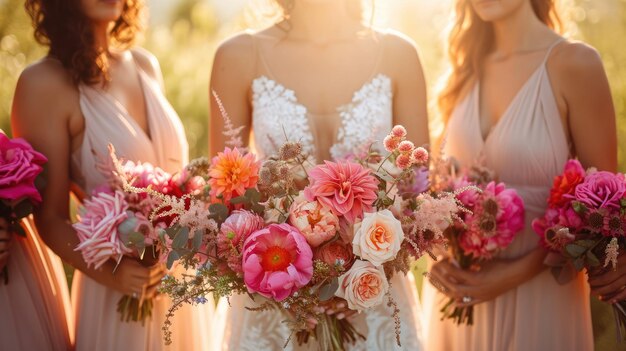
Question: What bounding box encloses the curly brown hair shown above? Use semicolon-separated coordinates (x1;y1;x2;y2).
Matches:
25;0;144;86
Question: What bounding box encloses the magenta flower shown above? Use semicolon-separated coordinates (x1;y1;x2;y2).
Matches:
574;171;626;210
304;161;378;223
217;210;265;273
0;133;47;204
73;190;132;269
242;223;313;301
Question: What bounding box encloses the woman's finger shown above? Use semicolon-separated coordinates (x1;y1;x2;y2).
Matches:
591;274;626;297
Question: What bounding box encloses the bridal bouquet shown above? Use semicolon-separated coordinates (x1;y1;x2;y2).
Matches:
0;132;47;284
532;159;626;338
121;123;462;350
73;145;205;322
433;161;525;325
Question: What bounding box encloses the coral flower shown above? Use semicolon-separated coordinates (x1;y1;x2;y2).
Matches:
304;161;379;223
208;147;260;204
242;223;313;301
548;159;585;208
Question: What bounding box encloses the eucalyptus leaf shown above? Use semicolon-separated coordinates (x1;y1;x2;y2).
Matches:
319;278;339;302
586;250;601;267
166;251;180;270
245;188;262;203
209;203;229;223
572;201;587;214
565;244;587;258
118;216;138;236
165;225;181;239
251;204;265;216
573;257;585;271
128;232;145;248
575;240;597;249
193;230;203;251
172;227;190;249
230;196;249;205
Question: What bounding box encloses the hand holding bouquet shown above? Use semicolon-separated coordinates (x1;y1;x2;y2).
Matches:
532;159;626;339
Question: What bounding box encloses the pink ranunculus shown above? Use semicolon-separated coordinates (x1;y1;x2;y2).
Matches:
335;259;389;311
0;133;47;203
73;190;133;269
217;210;265;274
314;240;355;272
304;161;378;223
289;194;339;247
574;171;626;210
242;223;313;301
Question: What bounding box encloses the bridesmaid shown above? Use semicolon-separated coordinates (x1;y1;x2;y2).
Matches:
0;212;73;349
423;0;616;350
12;0;213;350
209;0;428;349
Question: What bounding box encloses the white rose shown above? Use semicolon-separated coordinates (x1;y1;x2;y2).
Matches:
352;209;404;266
335;260;389;311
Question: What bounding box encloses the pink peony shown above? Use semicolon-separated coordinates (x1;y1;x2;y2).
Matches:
73;190;132;269
123;160;171;191
288;194;339;247
304;161;378;224
574;171;626;210
242;223;313;301
217;210;264;273
0;133;47;204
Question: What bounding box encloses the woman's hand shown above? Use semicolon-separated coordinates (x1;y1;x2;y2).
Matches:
428;247;547;307
0;218;12;273
101;257;166;301
588;253;626;304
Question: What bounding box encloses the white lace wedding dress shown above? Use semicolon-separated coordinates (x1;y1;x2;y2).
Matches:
212;73;425;351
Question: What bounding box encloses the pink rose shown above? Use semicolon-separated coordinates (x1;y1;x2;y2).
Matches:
242;223;313;301
0;133;47;204
574;171;626;210
352;210;404;266
289;194;339;247
335;260;389;311
217;210;264;274
304;161;378;223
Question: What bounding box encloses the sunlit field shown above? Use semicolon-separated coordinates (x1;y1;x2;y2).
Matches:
1;1;625;349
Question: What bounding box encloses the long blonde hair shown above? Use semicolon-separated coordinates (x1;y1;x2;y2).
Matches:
438;0;563;123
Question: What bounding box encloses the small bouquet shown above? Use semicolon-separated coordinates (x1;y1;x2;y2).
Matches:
122;120;462;349
0;132;47;284
72;145;205;322
532;159;626;339
433;161;525;325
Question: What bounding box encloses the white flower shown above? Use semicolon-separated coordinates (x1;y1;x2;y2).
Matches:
352;209;404;266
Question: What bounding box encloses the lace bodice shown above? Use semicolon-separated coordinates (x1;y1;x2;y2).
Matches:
251;74;393;162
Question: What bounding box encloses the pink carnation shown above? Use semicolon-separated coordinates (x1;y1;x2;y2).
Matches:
73;190;132;269
574;171;626;210
242;223;313;301
217;210;264;273
304;161;378;224
0;133;47;204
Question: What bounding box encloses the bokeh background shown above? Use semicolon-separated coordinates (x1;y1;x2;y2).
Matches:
0;0;625;349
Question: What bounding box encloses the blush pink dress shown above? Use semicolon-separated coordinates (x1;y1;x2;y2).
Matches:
0;218;74;350
422;40;594;350
70;51;214;351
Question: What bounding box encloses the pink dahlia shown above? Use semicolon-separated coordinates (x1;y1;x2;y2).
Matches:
208;147;260;204
242;223;313;301
304;161;378;223
217;210;265;273
73;190;132;269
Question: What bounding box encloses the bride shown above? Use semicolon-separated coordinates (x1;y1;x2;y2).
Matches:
209;0;428;349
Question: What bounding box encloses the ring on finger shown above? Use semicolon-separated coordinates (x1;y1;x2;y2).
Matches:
462;296;472;304
132;292;138;299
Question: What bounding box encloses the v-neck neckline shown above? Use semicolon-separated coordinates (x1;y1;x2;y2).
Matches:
475;63;544;144
97;63;153;144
